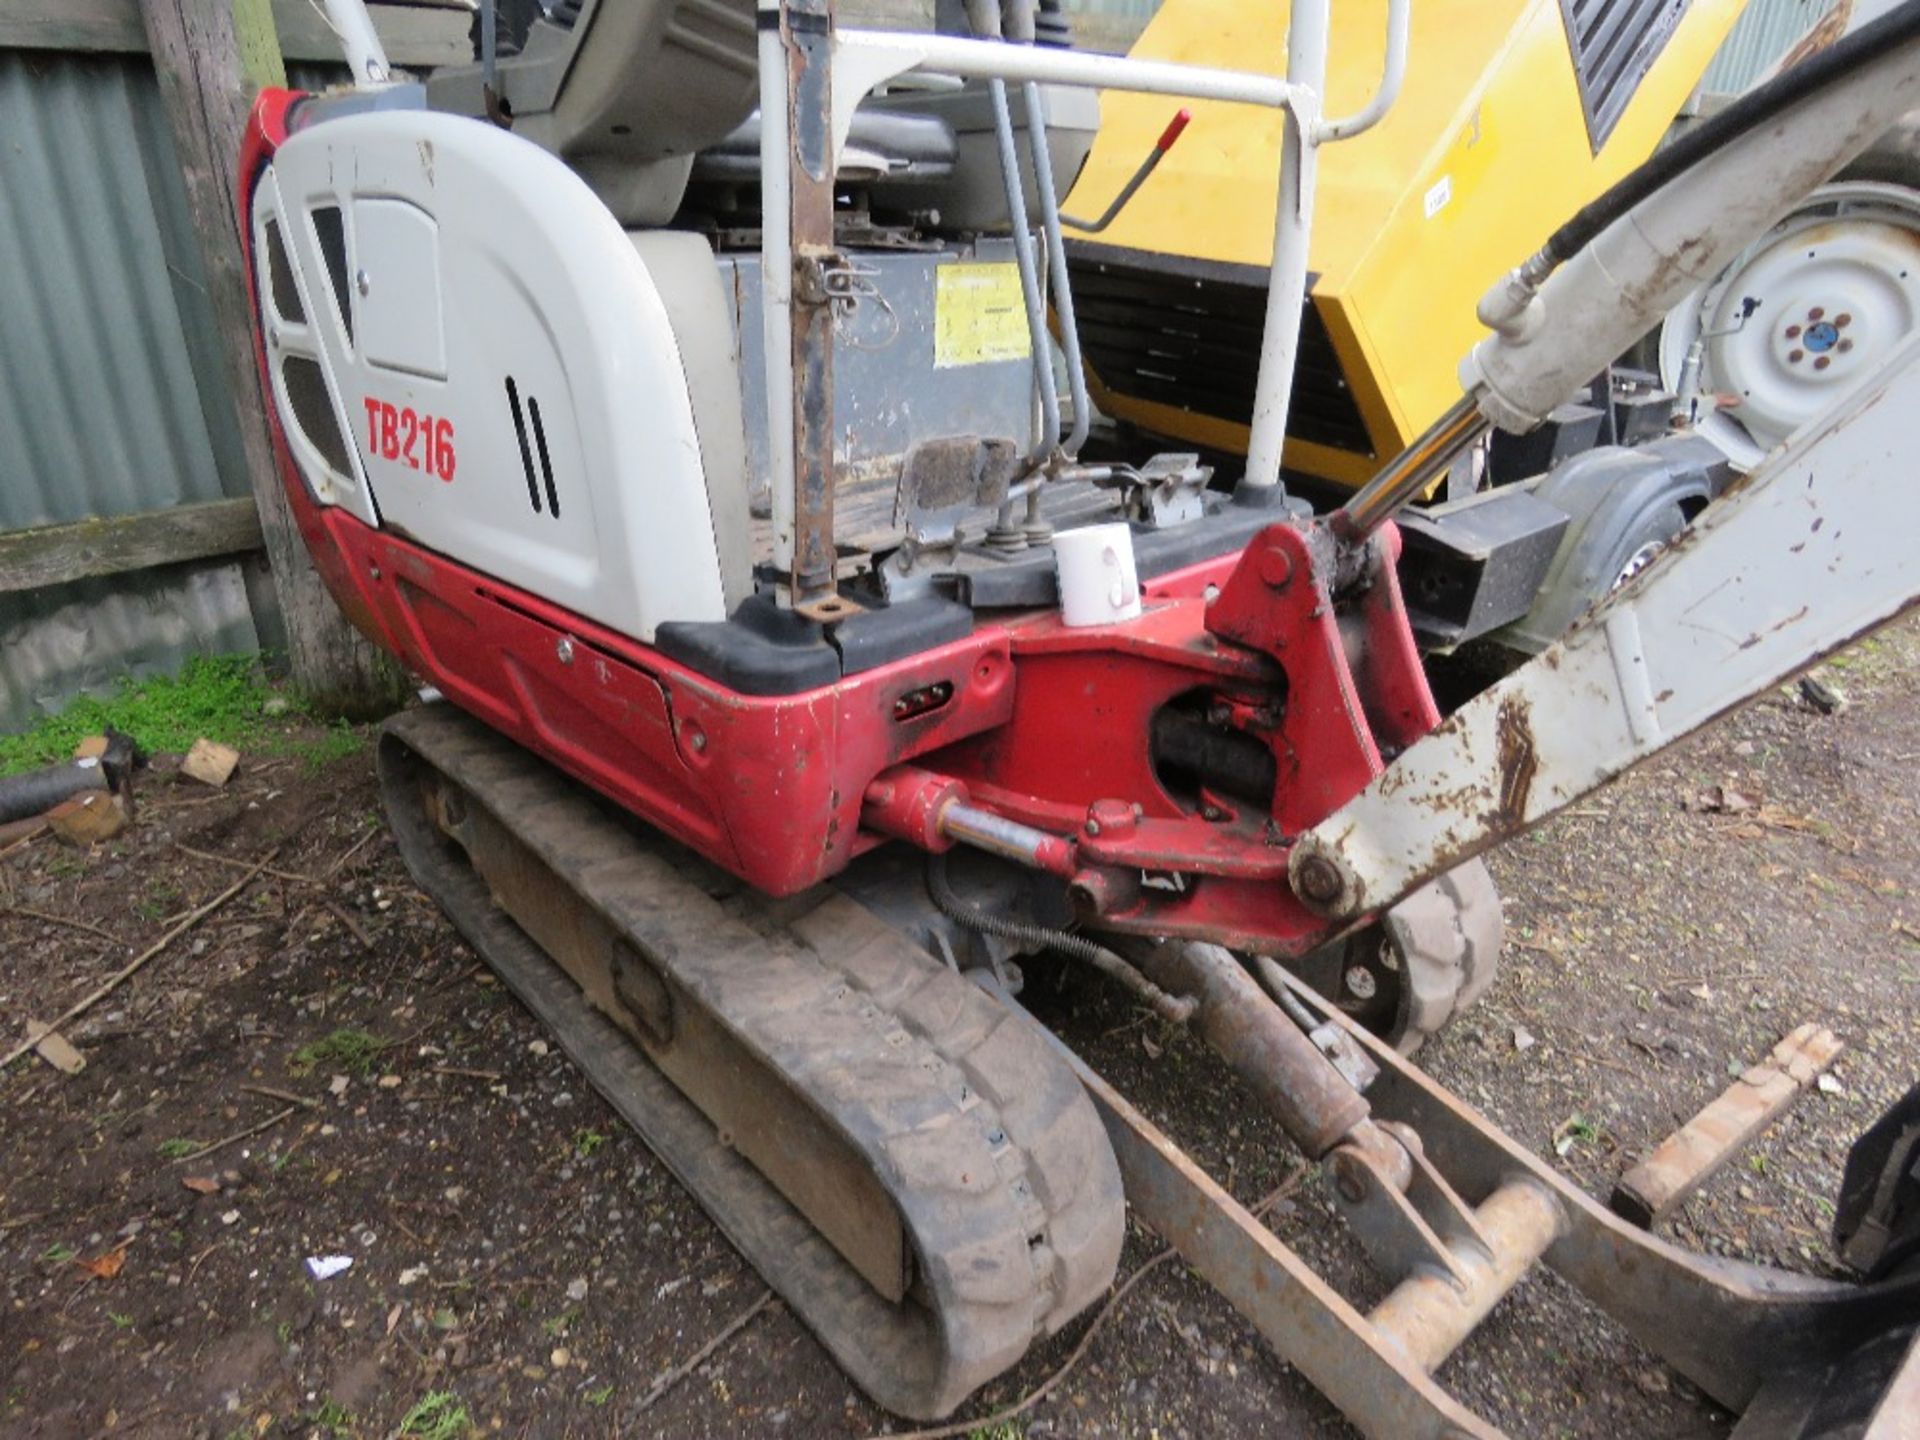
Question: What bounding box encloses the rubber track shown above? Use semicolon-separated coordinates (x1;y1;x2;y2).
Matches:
377;707;1124;1419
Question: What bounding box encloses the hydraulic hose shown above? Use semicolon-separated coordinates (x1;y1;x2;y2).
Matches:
1543;0;1920;268
924;855;1197;1023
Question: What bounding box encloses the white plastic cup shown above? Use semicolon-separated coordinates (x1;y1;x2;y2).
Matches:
1053;522;1142;628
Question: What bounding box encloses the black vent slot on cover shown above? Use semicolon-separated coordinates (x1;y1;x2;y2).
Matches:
1560;0;1689;151
263;217;305;325
311;204;354;345
1066;242;1373;461
506;377;559;518
282;356;353;478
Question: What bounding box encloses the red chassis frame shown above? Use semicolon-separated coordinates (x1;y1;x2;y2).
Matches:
241;91;1441;959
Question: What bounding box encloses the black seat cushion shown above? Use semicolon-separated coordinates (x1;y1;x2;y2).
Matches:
692;108;957;186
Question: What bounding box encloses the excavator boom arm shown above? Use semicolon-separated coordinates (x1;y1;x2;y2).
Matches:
1297;327;1920;922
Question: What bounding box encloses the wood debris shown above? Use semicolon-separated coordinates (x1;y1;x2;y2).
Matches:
21;1020;84;1075
46;792;127;845
180;739;240;788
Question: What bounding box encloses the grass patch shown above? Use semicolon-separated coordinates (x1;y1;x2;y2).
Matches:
397;1390;469;1440
0;652;371;779
0;656;274;775
155;1138;201;1159
291;1028;386;1078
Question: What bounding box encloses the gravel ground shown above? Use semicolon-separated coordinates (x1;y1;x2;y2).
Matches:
1;618;1915;1440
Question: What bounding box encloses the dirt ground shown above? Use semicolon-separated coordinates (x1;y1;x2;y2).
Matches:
3;619;1917;1440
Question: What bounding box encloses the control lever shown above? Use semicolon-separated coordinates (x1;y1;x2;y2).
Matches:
1061;108;1192;234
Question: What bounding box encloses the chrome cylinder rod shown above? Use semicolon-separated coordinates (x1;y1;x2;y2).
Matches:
1333;393;1488;543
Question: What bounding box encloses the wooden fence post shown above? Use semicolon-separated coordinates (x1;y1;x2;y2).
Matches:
138;0;411;719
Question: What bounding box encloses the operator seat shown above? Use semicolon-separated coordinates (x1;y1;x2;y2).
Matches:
427;0;761;225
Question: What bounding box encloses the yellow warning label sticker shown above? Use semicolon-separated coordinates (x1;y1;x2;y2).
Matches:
933;262;1031;368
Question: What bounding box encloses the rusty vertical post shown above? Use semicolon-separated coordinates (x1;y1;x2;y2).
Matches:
781;0;850;617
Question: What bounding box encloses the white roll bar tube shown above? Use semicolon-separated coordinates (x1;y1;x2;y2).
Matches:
758;0;800;575
1241;0;1328;490
834;29;1302;109
758;1;1396;588
323;0;392;86
1318;0;1409;143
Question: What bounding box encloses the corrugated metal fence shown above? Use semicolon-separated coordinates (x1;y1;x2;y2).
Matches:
0;0;464;736
1699;0;1839;94
0;48;272;732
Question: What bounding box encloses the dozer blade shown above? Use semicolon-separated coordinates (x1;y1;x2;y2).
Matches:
375;705;1124;1421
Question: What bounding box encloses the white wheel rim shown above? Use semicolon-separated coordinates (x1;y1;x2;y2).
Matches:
1660;181;1920;469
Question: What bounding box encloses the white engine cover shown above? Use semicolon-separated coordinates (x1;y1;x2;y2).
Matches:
251;108;732;640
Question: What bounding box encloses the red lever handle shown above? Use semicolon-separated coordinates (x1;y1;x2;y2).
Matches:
1156;108;1193;153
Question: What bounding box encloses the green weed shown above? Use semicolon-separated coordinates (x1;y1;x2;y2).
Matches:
291;720;367;773
573;1129;609;1159
39;1243;75;1262
108;1312;133;1329
155;1138;201;1159
397;1390;470;1440
291;1028;385;1078
134;881;181;921
305;1398;354;1436
583;1385;614;1407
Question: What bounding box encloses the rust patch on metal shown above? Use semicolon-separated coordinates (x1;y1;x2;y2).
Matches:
1776;1;1851;73
1493;695;1538;829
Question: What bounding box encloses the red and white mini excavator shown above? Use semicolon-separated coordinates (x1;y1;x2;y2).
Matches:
242;0;1920;1430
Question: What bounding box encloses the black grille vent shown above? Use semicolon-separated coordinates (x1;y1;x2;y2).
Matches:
1560;0;1689;150
1066;242;1372;460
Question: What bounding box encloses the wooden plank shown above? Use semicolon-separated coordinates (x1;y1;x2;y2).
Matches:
0;498;264;595
1611;1023;1844;1228
140;0;409;719
272;1;470;68
0;0;468;68
0;0;146;54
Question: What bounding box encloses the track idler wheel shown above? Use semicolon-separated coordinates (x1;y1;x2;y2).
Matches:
1305;860;1504;1054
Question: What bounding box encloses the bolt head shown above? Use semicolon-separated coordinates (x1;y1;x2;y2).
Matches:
1331;1152;1368;1204
555;636;575;665
1088;798;1137;838
1257;546;1294;590
355;268;371;297
1295;854;1345;905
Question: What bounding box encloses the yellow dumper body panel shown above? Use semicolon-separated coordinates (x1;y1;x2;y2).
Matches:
1063;0;1746;487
